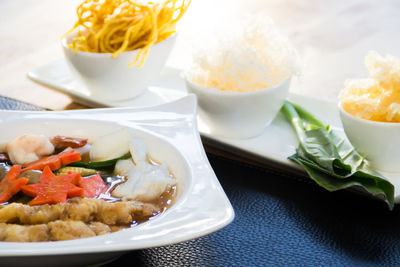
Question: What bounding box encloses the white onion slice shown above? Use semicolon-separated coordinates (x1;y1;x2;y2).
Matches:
90;129;130;161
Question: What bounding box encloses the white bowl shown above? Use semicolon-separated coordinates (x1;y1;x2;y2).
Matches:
62;33;176;102
184;77;291;139
0;95;234;267
339;101;400;173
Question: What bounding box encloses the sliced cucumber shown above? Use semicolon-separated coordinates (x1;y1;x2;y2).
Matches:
68;154;130;169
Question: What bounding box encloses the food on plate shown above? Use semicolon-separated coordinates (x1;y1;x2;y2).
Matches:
281;101;394;210
339;51;400;122
112;139;175;202
7;134;55;165
0;199;157;242
50;136;87;149
64;0;191;67
0;129;177;242
185;16;297;92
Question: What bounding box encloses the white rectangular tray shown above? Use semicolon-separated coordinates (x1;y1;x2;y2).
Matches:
28;59;400;202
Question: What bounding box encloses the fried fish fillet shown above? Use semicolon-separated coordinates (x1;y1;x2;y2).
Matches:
0;220;115;242
0;198;158;242
0;223;49;242
0;198;158;225
48;220;102;241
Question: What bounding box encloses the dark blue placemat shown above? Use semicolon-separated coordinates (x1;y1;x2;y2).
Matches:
0;95;45;111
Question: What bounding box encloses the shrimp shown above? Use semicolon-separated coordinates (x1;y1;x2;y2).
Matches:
6;134;55;165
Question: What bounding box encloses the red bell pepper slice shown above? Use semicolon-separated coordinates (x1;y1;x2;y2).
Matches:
0;165;28;203
21;166;84;206
79;174;109;198
22;150;81;172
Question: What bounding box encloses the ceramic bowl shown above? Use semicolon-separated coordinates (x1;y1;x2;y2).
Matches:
61;33;176;102
184;77;291;139
0;95;234;267
339;101;400;173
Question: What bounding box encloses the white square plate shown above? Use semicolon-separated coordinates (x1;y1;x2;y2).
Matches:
0;95;234;267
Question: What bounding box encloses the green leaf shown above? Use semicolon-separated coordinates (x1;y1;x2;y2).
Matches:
281;101;394;209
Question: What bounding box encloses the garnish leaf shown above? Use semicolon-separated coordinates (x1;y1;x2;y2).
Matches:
281;101;394;209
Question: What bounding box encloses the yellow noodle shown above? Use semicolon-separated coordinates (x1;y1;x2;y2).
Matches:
63;0;191;67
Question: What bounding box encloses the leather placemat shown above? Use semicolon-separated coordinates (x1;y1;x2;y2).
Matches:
0;95;46;111
107;154;400;267
1;95;399;266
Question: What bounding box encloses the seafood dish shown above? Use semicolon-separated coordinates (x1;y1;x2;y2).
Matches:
0;129;177;242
